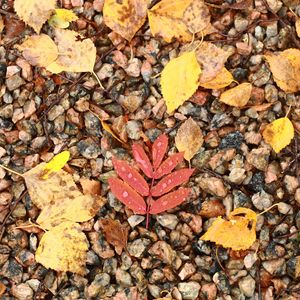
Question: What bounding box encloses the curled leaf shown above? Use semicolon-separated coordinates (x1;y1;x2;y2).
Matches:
199;67;234;89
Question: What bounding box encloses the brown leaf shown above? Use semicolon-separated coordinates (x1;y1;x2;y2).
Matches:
99;219;128;255
80;178;101;196
4;16;25;38
0;282;6;297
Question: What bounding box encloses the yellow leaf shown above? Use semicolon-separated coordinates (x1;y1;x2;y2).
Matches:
46;29;96;73
103;0;148;41
161;51;201;114
201;207;257;251
296;19;300;38
35;221;89;274
17;34;58;68
14;0;56;33
219;83;252;107
42;150;70;179
101;120;125;144
262;117;294;153
48;8;78;29
199;67;234;89
175;117;203;161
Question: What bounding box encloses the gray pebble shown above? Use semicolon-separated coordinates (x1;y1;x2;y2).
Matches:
178;281;201;300
6;75;25;91
77;138;101;159
157;214;179;230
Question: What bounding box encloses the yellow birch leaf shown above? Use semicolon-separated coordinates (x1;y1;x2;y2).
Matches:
161;51;201;114
219;83;252;107
14;0;56;33
103;0;148;41
35;221;89;274
42;150;70;179
17;34;58;68
262;117;294;153
175;117;203;161
201;207;257;251
101;120;125;144
199;67;234;89
48;8;78;29
46;29;96;73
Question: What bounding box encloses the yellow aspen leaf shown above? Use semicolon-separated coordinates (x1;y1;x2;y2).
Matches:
103;0;148;41
262;117;294;153
14;0;56;33
101;120;125;144
201;207;257;251
17;34;58;68
46;29;96;74
219;83;252;107
42;150;70;179
199;67;234;89
35;221;89;274
48;8;78;29
175;117;203;161
161;51;201;114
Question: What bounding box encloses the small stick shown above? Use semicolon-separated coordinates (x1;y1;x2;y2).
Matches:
91;70;104;89
0;164;23;177
257;203;279;216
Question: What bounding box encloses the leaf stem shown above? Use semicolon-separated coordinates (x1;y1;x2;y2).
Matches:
257;203;279;216
0;164;23;177
91;70;104;89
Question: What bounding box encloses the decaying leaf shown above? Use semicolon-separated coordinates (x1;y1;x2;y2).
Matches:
48;8;78;29
201;207;257;251
199;67;234;89
219;83;252;107
35;221;89;275
161;51;201;114
14;0;56;33
17;34;58;67
262;117;294;153
46;29;96;73
103;0;148;41
99;219;129;255
175;117;203;161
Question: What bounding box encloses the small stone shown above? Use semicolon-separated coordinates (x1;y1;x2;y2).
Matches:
148;241;176;265
283;175;299;194
116;268;132;287
236;42;252;55
16;58;33;81
125;58;141;77
119;94;143;113
244;131;261;145
156;214;178;230
31;137;47;150
141;60;152;82
86;273;110;298
234;18;248;32
265;84;278;103
200;283;217;300
48;105;64;121
126;120;142;140
178;263;196;280
262;258;286;275
97;63;113;80
6;74;25;91
0;104;13;118
127;238;151;258
111;50;128;69
77;138;101;159
127;215;145;228
71;0;83;7
197;176;228;197
11;283;33;300
178;281;201;300
12;108;24;123
244;253;258;269
93;0;104;12
219;131;244;149
0;259;23;283
238;275;255;297
23;100;36;118
277;202;293;215
250;66;271;87
228;168;246;184
199;200;225;218
247;172;265;192
247;147;270;171
252;190;273;210
295;188;300;205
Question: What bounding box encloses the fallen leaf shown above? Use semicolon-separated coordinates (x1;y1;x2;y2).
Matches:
101;119;125;144
35;221;89;274
262;117;294;153
152;134;168;170
296;19;300;37
219;83;252;107
14;0;56;33
201;207;257;250
46;29;96;74
153;153;184;179
99;219;128;255
80;178;101;196
42;150;70;179
161;51;201;114
4;16;25;38
48;8;78;29
132;143;153;178
199;67;234;89
103;0;148;41
17;34;58;68
175;117;203;161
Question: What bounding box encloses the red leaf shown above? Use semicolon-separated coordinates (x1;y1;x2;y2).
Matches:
108;178;146;214
152;134;168;170
132;143;153;178
151;168;194;197
149;188;191;214
112;158;149;196
153;152;184;179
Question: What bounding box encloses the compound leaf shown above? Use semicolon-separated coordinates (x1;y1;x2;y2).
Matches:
132;143;153;178
152;134;168;170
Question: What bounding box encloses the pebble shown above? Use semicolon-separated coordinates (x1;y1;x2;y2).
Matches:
265;84;278;103
85;273;110;298
238;275;255;297
97;63;114;80
262;258;286;275
199;200;225;218
277;202;293;215
77;138;101;159
200;283;217;300
126;120;142;140
244;253;258;269
148;241;176;265
178;281;201;300
252;190;273;210
47;105;64;121
219;131;244;149
125;58;142;77
250;66;271;87
228;168;246;184
127;215;145;228
127;238;151;258
119;94;143;113
178;262;196;280
156;214;179;230
283;175;299;194
197;175;228;197
115;268;132;287
11;283;33;300
5;74;25;91
247;147;270;171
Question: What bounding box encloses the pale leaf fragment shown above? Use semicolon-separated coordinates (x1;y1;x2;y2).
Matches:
14;0;56;33
199;67;234;89
161;51;201;114
175;117;203;161
35;221;89;274
296;18;300;37
48;8;78;29
219;83;252;107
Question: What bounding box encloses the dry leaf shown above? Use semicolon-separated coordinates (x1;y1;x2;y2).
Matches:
175;117;203;161
101;119;125;144
42;150;70;179
35;221;89;275
201;207;257;251
103;0;148;41
219;83;252;107
18;34;58;68
14;0;56;33
99;219;128;255
199;67;234;89
196;42;232;83
262;117;294;153
161;51;201;114
46;29;96;73
48;8;78;29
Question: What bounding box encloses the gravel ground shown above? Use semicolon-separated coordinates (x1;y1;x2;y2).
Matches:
0;0;300;299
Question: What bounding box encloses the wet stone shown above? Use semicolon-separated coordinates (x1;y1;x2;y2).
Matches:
84;112;101;137
219;131;244;149
127;238;151;258
116;268;132;287
77;138;101;159
6;75;25;91
156;214;178;230
178;281;201;300
247;172;265;192
0;259;23;283
85;273;110;298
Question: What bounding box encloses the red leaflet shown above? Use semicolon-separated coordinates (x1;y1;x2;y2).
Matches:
149;188;191;214
151;168;194;197
153;152;184;179
108;178;146;214
152;134;168;170
112;158;149;196
132;143;153;178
